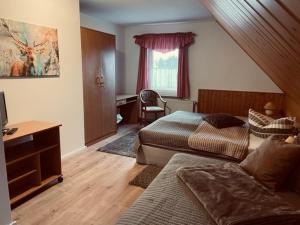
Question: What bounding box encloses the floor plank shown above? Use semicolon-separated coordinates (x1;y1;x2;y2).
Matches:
12;125;145;225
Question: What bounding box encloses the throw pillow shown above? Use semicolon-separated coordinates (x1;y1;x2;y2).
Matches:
240;136;300;190
248;109;296;139
287;164;300;194
203;113;245;129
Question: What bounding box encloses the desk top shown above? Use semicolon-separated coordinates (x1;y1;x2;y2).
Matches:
3;121;61;142
116;94;138;101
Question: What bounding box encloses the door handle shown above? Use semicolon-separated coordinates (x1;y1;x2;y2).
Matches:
96;75;101;87
96;75;104;87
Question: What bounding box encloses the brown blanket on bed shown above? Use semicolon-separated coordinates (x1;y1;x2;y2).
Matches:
176;164;300;225
188;121;249;160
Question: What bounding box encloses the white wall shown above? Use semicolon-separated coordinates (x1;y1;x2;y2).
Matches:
0;127;11;225
124;20;282;112
0;0;85;156
80;13;125;94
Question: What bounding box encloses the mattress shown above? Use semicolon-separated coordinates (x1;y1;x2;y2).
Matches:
137;111;265;164
117;153;300;225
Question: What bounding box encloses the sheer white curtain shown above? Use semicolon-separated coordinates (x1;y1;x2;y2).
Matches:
147;49;179;97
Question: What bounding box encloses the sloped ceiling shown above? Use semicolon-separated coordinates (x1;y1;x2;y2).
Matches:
201;0;300;106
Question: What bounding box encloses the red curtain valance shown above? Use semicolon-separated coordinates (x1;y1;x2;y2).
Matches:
134;32;195;50
135;32;194;99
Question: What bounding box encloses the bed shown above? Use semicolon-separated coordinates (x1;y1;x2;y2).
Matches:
117;153;300;225
136;89;285;166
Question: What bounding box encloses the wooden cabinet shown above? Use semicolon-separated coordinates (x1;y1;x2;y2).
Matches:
81;27;116;146
3;121;62;206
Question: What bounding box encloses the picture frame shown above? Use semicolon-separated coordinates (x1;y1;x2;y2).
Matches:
0;18;60;78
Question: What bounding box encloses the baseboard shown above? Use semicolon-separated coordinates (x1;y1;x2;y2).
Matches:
62;146;87;160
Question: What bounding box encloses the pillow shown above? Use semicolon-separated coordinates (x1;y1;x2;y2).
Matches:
248;108;273;126
203;113;245;129
285;137;300;193
248;108;297;139
240;136;300;190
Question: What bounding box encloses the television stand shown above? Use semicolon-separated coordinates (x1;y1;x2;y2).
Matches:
3;121;62;207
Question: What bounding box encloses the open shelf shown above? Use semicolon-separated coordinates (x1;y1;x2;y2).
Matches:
10;175;61;205
5;141;58;166
8;169;38;185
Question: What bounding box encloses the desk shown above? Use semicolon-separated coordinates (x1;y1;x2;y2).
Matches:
116;94;139;124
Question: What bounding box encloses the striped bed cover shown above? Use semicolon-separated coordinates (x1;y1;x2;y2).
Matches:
188;121;249;160
117;154;220;225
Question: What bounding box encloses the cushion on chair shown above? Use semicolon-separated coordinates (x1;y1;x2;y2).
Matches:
140;90;159;106
145;106;164;112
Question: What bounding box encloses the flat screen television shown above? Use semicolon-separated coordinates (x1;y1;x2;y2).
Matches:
0;91;8;128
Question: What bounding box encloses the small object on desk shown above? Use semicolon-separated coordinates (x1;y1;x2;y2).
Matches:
117;114;123;124
6;127;18;135
2;128;9;136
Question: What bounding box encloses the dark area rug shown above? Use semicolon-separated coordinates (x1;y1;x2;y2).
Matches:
129;165;163;188
97;130;139;158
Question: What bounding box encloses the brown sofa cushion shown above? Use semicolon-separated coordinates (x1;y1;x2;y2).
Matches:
287;135;300;193
287;164;300;194
240;136;300;190
203;113;245;129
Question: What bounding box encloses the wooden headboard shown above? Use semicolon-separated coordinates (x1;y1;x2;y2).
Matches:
197;89;285;116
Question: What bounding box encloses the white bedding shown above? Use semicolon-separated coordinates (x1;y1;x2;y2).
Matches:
248;134;266;152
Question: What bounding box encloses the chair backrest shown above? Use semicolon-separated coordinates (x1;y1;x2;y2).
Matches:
140;89;159;106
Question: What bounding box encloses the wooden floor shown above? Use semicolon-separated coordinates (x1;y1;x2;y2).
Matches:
12;125;145;225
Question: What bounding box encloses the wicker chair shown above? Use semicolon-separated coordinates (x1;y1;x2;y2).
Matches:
140;89;167;124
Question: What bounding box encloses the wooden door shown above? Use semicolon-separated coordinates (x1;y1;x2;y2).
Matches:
81;27;116;145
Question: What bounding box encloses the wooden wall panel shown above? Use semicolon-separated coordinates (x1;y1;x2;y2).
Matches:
197;89;285;116
285;96;300;124
201;0;300;109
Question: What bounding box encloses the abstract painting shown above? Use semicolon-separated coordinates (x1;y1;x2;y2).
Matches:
0;18;60;78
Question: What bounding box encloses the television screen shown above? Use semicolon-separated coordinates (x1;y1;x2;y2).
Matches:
0;92;8;127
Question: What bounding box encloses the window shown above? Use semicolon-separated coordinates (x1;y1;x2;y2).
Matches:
148;49;179;97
